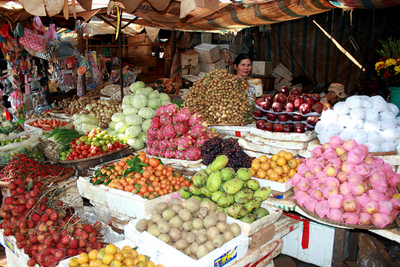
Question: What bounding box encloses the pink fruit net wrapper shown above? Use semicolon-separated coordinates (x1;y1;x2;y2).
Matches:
8;90;23;109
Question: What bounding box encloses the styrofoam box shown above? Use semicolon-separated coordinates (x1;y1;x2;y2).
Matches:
249;124;316;142
248;78;263;97
200;59;226;73
125;216;249;267
253;177;292;193
273;74;292;91
252;61;267;76
194;43;220;63
58;239;157;267
212;125;251;138
273;63;293;81
180;49;199;69
182;64;201;76
229;202;282;236
201;33;212;44
281;220;335;267
238;138;305;157
77;177;174;219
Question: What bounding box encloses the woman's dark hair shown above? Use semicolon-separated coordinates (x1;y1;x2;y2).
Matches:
233;54;252;66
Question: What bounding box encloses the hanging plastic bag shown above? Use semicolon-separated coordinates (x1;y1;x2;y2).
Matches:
19;28;46;53
54;41;77;59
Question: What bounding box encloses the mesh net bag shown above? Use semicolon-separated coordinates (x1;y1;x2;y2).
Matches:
339;129;354;141
321;109;338;122
381;119;398;131
326;122;343;135
372;97;388;112
365;143;380;153
365;109;379;121
337;115;352;128
381;141;396;152
382;128;399;142
346;119;364;130
387;103;400;117
363;120;381;132
367;130;385;146
380;111;396;120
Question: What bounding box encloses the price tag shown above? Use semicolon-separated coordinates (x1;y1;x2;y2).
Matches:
214;246;238;266
3;236;16;254
235;131;242;137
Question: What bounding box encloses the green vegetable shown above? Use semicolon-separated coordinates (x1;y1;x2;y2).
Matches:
158;93;170;103
125;126;142;139
130;81;145;94
125;114;143;126
132;94;148;109
138;107;156;120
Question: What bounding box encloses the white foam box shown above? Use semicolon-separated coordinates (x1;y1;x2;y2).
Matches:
245;133;309;150
281;219;335;267
194;43;220;63
238;138;305;157
180;49;199;69
200;59;226;73
252;61;267;76
0;229;39;267
182;64;201;76
212;125;251;138
248;124;316;142
58;239;164;267
77;176;174;220
232;238;283;267
273;74;292;91
253;177;292;193
248;78;263;97
273;63;293;81
218;44;241;54
125;216;249;267
229;202;282;236
201;33;212;43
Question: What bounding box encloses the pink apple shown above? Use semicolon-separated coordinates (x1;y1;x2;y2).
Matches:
343;198;359;213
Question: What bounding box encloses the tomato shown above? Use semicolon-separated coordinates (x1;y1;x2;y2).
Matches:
82;150;89;156
73;156;79;160
69;141;75;146
78;155;85;159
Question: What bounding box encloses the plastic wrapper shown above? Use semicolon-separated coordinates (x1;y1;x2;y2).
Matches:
380;111;396;120
367;130;385;146
346;119;364;130
54;41;77;59
363;120;381;131
339;129;353;141
351;129;368;144
350;107;365;120
333;102;350;115
381;141;396;152
388;103;400;117
357;233;399;267
0;129;42;143
345;95;363;109
320;109;338;122
337;114;352;128
365;109;380;121
73;114;99;126
382;128;399;142
366;143;380;152
372;97;388;112
381;118;398;131
74;123;97;134
315;121;326;134
0;135;44;164
325;122;343;135
362;99;373;109
318;130;332;144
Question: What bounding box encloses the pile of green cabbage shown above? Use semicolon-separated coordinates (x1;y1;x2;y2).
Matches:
107;81;172;150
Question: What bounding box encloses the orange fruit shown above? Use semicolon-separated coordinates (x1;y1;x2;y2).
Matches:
257;170;267;179
282;165;290;174
271;154;279;162
89;259;103;267
273;166;283;175
259;155;269;163
269;161;277;169
269;171;279;181
278;150;286;157
252;158;261;165
78;253;89;264
97;250;105;260
250;168;257;176
277;178;285;183
122;246;132;251
114;252;124;261
251;161;261;171
89;250;99;261
288;159;298;169
69;258;79;267
146;261;155;267
260;162;270;171
102;254;114;265
266;169;273;176
137;254;147;262
283;176;290;182
276;157;287;166
131;249;138;258
105;244;117;255
284;152;294;161
110;260;122;267
288;169;296;178
123;257;135;266
296;158;303;165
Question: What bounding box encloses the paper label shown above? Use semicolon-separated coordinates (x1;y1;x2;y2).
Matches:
214;246;238;266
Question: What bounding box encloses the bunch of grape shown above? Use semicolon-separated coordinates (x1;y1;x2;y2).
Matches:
201;137;254;171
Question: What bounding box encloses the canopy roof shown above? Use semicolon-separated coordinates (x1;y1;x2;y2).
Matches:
0;0;396;33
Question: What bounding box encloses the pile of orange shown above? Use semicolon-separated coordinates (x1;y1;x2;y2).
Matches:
91;151;192;199
249;150;302;183
68;243;163;267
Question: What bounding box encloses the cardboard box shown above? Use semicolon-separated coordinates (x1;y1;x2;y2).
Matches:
201;32;212;43
273;63;293;81
273;73;292;91
252;61;267;76
127;45;152;56
180;49;199;68
281;219;335;267
194;43;220;63
127;33;152;44
200;59;226;73
125;216;249;267
248;78;263;97
182;63;201;76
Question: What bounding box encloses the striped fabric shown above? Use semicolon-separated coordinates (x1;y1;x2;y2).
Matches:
329;0;400;9
253;8;400;92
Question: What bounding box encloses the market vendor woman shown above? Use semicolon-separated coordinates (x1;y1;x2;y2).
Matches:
233;54;256;104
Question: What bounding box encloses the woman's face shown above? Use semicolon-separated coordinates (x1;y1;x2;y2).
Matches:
235;59;252;77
